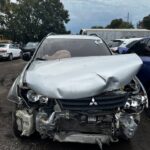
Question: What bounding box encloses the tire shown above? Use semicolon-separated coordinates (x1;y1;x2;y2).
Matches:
8;53;13;61
20;51;23;59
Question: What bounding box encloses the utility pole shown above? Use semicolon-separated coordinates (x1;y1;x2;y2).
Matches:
127;12;130;23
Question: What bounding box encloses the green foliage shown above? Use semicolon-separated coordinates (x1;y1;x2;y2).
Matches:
138;15;150;29
91;25;103;29
0;0;70;43
0;0;10;13
106;18;134;29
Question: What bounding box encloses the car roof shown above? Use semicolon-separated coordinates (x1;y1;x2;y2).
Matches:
141;37;150;40
46;35;102;40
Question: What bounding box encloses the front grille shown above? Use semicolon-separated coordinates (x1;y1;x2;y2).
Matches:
57;91;128;111
56;117;112;134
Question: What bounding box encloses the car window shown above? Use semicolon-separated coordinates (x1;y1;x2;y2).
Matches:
0;44;7;48
128;39;150;56
35;38;111;60
126;40;138;48
108;40;123;48
9;44;19;49
25;42;39;48
147;40;150;49
9;44;15;49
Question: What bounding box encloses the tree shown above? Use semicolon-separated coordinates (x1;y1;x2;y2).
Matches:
0;0;10;13
91;25;103;29
0;0;70;43
138;15;150;29
106;18;134;29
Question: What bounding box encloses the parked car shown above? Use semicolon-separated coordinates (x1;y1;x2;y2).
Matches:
0;43;22;60
8;35;147;148
119;37;150;98
108;38;142;53
21;42;39;56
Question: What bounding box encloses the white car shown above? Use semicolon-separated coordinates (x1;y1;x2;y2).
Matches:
0;43;22;60
108;38;142;52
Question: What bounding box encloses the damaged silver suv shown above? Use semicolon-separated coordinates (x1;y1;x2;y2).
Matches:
8;35;148;148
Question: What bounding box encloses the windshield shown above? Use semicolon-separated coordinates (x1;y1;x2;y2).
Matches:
25;42;38;48
0;44;7;48
35;37;111;60
126;40;138;49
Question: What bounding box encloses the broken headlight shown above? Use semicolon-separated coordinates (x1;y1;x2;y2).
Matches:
27;90;48;103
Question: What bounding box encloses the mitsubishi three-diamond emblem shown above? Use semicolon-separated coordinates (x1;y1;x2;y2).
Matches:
89;97;98;106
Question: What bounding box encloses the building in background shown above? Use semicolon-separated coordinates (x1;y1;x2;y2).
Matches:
80;29;150;43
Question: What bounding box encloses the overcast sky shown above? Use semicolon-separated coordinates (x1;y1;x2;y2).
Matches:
11;0;150;33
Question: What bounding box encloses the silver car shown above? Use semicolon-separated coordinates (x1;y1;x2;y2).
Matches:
8;35;148;148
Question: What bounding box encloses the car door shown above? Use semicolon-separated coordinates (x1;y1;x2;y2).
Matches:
9;44;16;57
14;45;21;57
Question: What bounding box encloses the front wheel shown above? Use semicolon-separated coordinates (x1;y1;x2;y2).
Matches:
8;53;13;61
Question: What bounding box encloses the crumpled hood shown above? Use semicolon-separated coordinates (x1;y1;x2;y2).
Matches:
25;54;142;99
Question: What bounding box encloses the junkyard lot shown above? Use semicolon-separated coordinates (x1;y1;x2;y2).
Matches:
0;59;150;150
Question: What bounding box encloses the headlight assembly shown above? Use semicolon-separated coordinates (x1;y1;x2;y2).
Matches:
27;90;48;103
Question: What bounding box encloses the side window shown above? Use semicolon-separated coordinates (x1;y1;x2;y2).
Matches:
128;39;150;56
146;40;150;51
14;44;19;49
9;44;15;49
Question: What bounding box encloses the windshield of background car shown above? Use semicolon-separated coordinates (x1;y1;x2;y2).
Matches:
0;44;7;48
108;40;123;48
35;38;111;60
25;42;38;48
126;40;138;49
128;38;150;56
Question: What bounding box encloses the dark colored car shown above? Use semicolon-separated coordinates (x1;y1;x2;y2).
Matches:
119;37;150;99
8;35;147;147
21;42;39;55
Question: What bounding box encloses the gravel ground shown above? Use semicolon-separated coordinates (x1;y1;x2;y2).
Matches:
0;59;150;150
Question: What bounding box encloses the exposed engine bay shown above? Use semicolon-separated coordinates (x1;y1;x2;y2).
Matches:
12;77;148;149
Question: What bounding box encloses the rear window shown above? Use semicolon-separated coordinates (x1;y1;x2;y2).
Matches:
0;44;7;48
35;38;111;60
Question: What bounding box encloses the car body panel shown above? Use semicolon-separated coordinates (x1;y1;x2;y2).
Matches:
25;54;142;99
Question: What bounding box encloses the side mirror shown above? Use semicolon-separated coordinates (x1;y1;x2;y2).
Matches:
22;52;31;61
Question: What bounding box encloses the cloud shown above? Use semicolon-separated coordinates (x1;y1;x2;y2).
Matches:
61;0;150;33
10;0;150;33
